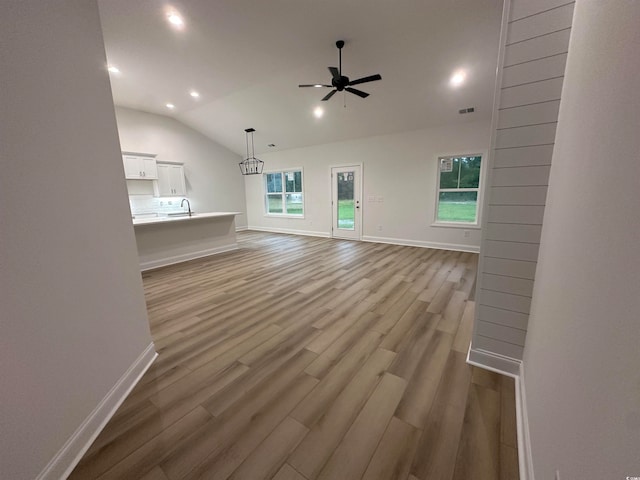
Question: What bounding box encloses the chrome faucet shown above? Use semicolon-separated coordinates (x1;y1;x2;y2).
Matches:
180;198;192;216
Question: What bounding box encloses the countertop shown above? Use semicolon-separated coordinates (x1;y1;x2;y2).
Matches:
132;211;241;226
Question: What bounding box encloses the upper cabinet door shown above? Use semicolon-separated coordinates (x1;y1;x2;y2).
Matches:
168;165;186;196
141;157;158;179
154;163;186;196
123;155;142;179
155;164;173;196
122;154;157;179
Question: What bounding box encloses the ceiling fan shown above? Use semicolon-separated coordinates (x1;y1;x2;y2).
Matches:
299;40;382;101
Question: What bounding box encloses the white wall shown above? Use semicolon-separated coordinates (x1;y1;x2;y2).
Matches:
245;121;491;251
0;2;154;479
523;2;640;479
115;107;248;227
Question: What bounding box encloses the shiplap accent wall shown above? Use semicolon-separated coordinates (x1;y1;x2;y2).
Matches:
471;0;575;365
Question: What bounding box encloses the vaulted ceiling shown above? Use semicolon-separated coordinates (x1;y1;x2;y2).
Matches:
98;0;503;155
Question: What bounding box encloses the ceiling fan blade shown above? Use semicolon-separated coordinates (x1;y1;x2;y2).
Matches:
345;87;369;98
328;67;340;80
348;74;382;86
322;90;337;101
299;84;332;88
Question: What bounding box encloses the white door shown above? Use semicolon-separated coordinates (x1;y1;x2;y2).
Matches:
331;165;361;240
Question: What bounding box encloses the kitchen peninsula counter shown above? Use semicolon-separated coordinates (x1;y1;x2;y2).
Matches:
132;212;242;271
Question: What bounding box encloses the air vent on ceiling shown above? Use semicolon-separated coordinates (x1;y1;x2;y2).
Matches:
459;107;475;114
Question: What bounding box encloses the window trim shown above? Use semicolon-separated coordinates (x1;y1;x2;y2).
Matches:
263;167;305;218
432;153;484;228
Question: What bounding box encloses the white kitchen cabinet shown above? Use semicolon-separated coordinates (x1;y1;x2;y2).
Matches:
122;154;158;180
154;163;186;196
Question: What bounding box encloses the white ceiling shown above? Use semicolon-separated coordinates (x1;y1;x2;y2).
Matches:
98;0;503;156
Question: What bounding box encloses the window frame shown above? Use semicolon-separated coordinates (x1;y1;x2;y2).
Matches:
263;167;305;218
432;153;484;228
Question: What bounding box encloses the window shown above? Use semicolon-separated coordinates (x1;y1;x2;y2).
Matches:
435;155;482;224
265;170;303;216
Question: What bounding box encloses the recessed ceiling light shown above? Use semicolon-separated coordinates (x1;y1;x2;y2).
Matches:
166;103;175;110
107;66;120;74
189;91;200;98
167;12;184;28
313;106;324;118
313;84;324;88
450;70;466;88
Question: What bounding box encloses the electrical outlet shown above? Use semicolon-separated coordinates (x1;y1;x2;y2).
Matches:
377;225;383;231
464;230;470;238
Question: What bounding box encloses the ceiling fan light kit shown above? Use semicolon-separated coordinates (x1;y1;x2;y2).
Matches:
239;128;264;175
299;40;382;102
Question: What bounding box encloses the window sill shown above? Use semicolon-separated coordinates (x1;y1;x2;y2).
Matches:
431;222;481;230
264;214;305;219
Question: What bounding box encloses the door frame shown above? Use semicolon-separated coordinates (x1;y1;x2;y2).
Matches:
329;163;363;240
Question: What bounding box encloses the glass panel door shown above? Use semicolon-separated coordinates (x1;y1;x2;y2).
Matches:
331;165;361;240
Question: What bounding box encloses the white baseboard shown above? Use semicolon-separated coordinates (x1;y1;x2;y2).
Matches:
37;343;157;480
362;235;480;253
139;244;238;271
466;345;521;377
246;226;330;238
466;344;533;480
236;226;249;232
516;363;534;480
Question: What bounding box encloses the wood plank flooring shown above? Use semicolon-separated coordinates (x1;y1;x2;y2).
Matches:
71;231;519;480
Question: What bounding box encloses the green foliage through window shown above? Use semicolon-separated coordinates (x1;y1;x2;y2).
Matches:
265;170;303;215
436;155;482;224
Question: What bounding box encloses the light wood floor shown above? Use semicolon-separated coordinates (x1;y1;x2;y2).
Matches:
71;231;519;480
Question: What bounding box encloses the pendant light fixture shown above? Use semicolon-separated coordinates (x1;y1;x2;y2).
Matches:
239;128;264;175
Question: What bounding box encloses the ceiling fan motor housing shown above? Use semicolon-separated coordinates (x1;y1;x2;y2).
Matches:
332;75;350;91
